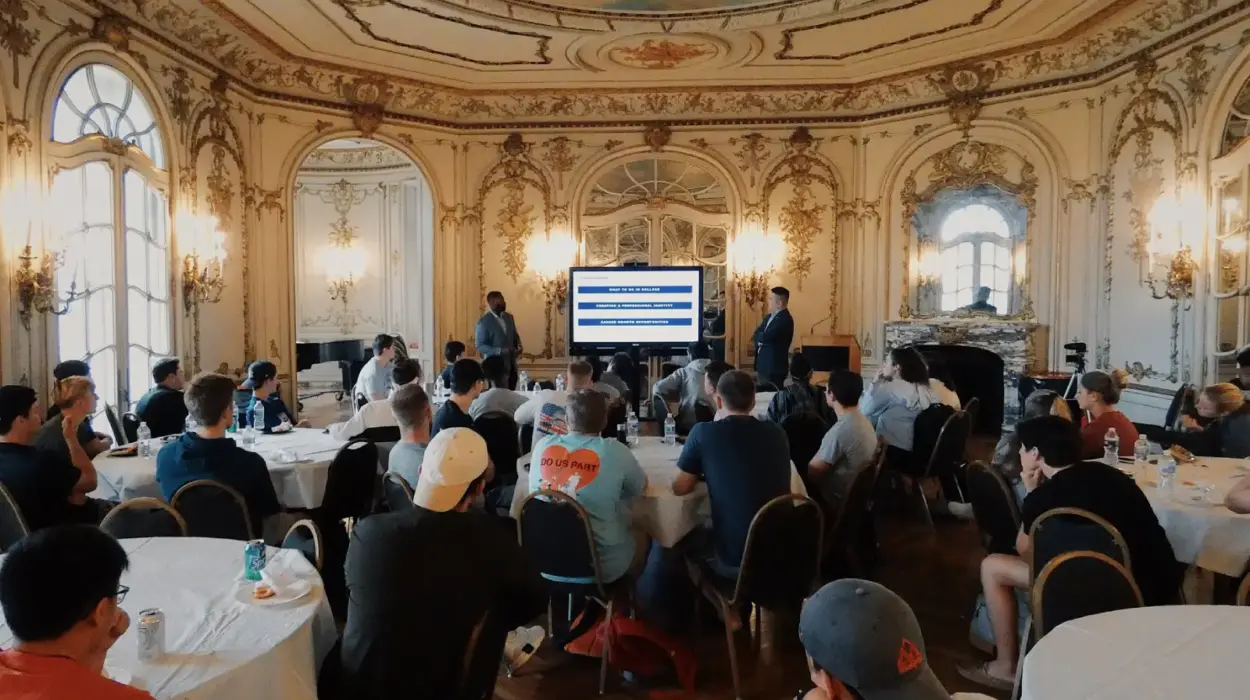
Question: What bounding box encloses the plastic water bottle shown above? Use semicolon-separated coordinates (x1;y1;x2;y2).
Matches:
137;422;152;457
229;403;239;433
1158;455;1177;495
626;406;640;447
1133;434;1150;463
519;370;530;393
184;414;197;434
555;374;566;392
1102;427;1119;465
663;414;676;446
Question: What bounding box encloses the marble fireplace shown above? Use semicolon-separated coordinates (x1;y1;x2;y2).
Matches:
883;320;1047;427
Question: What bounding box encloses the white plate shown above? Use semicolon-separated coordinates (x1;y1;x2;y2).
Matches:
232;577;312;606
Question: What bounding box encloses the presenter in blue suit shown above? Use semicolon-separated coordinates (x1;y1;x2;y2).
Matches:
752;286;794;389
476;290;522;389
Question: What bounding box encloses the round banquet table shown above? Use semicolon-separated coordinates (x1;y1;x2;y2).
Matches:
1125;456;1250;576
90;428;347;509
1021;606;1250;700
0;537;337;700
508;435;807;548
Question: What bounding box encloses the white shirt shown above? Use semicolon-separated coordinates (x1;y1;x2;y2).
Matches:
514;389;572;437
328;397;397;440
353;358;391;400
930;378;961;410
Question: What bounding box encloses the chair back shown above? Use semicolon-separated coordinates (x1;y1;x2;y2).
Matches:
692;401;716;425
382;471;415;512
780;411;829;481
825;438;885;566
963;396;981;433
281;518;325;571
922;409;971;479
966;461;1021;555
472;412;520;487
171;479;254;540
755;380;779;392
518;489;605;595
911;403;955;474
1165;384;1195;430
357;425;401;443
121;412;141;444
732;494;824;608
104;404;127;446
601;401;627;438
0;482;31;553
319;439;380;523
1032;550;1144;638
1029;507;1130;581
99;497;187;538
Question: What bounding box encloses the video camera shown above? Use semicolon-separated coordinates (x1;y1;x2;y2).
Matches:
1064;340;1088;373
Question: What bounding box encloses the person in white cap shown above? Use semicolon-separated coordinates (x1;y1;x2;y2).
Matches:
338;428;544;699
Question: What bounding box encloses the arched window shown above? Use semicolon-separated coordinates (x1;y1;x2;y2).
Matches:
48;63;171;417
936;202;1014;312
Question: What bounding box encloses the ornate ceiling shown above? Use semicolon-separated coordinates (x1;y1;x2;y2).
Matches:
95;0;1240;125
298;138;418;172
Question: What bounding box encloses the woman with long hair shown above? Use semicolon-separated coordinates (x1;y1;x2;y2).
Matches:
861;346;940;466
1076;369;1138;460
1165;382;1250;458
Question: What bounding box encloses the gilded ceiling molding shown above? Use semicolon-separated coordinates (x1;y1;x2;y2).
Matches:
1108;59;1184;161
898;141;1038;320
476;133;555;283
761;127;839;290
929;64;996;138
778;0;1004;62
299;145;414;172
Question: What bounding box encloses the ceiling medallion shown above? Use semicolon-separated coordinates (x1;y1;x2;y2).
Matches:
607;37;717;70
644;124;672;152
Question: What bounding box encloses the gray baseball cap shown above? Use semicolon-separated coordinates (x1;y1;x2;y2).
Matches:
799;579;949;700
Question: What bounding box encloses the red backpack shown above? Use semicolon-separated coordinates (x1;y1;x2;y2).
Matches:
565;609;698;699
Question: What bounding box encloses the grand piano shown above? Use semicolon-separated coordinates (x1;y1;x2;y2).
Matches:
296;338;369;400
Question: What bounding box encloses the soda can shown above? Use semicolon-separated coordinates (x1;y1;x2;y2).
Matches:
243;540;267;581
136;608;165;662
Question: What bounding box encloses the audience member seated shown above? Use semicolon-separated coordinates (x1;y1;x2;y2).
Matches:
157;373;282;537
330;358;421;441
1231;346;1250;392
387;384;433;491
703;360;734;421
241;361;308;433
0;524;153;699
673;370;790;580
860;347;941;468
797;578;994;700
45;360;90;422
1161;382;1250;459
583;356;622;403
808;371;877;514
134;357;187;438
340;428;546;699
439;340;466;390
0;386;99;531
469;355;529;420
768;353;832;424
353;334;397;403
530;389;647;583
515;360;594;438
957;415;1179;690
600;353;633;399
36;376;111;464
1076;369;1138;460
991;389;1072;506
926;358;962;410
432;358;484;437
652;341;715;432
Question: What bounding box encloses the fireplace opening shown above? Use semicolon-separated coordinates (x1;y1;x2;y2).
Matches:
916;344;1005;436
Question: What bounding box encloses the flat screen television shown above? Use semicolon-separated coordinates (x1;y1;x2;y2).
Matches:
567;266;704;353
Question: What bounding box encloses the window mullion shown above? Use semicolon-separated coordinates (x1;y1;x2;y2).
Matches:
113;160;129;409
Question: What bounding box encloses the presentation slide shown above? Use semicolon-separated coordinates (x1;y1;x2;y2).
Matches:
570;267;703;346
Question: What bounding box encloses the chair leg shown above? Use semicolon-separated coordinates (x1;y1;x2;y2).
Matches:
720;598;742;700
599;598;614;696
917;480;934;529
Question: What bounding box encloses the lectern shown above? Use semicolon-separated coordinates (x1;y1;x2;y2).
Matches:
800;334;862;383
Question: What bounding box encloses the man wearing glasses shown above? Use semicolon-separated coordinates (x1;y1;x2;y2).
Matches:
0;525;152;699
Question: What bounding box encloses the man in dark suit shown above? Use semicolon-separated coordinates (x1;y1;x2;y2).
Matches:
474;291;522;389
752;286;794;388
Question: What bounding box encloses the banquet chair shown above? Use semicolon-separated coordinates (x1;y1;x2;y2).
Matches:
0;482;31;553
780;411;829;483
104;404;128;446
171;479;254;540
474;412;521;516
755;380;779;392
121;412;141;444
99;497;187;538
912;408;971;528
601;401;627;439
963;396;981;437
822;437;886;580
1028;507;1130;579
689;494;824;700
318;439;380;526
966;461;1022;556
518;489;626;695
1031;550;1144;639
281;518;324;571
382;472;415;512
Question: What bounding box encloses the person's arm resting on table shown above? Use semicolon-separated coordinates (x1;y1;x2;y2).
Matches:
672;426;703;496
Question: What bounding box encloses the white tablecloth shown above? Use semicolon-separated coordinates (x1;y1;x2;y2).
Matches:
0;537;337;700
509;436;807;548
752;392;775;420
1126;457;1250;576
91;429;347;509
1022;606;1250;700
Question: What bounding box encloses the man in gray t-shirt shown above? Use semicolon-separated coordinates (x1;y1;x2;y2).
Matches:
354;334;397;402
386;383;433;491
388;442;427;491
809;370;879;513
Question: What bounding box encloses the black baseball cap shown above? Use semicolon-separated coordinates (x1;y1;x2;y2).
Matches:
241;361;277;390
799;579;948;700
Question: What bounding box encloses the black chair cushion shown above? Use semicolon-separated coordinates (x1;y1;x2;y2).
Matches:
173;482;252;540
319;440;379;522
1035;553;1141;638
966;462;1021;555
473;413;520;487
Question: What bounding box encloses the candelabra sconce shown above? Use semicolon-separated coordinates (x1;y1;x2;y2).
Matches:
180;214;228;314
729;222;784;311
1146;245;1197;301
734;271;772;309
15;245;81;329
1146;188;1202;302
538;273;569;307
328;275;355;310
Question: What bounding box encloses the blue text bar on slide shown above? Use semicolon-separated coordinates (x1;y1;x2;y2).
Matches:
578;319;694;326
577;301;693;310
576;286;693;294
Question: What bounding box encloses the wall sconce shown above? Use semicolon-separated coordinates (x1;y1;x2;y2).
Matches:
2;181;80;329
730;223;784;309
1145;187;1202;301
527;230;577;306
916;248;942;288
179;213;228;313
323;243;366;310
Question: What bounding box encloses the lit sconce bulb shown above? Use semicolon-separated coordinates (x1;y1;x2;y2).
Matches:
1223;237;1248;254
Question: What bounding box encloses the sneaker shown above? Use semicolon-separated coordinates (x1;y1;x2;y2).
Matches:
504;625;545;676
